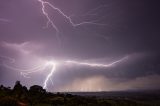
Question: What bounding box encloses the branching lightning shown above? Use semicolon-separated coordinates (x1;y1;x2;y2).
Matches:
0;0;127;91
0;56;57;88
35;0;111;90
38;0;106;27
0;55;128;90
38;0;106;43
38;0;60;41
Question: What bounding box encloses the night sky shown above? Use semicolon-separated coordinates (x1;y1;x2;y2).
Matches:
0;0;160;92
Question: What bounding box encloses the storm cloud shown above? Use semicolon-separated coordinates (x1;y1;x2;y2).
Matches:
0;0;160;91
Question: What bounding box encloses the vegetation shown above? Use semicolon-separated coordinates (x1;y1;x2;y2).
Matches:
0;81;159;106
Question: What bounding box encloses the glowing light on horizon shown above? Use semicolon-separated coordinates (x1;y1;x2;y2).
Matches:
0;55;128;90
35;0;111;90
0;0;126;91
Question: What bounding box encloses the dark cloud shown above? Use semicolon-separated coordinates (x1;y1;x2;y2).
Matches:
0;0;160;91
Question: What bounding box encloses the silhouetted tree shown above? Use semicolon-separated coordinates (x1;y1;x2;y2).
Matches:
29;85;46;94
13;81;23;98
0;85;4;90
28;85;46;106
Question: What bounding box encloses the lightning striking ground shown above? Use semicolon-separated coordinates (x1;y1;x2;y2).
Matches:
43;62;56;89
0;0;127;91
0;56;56;88
0;55;128;90
35;0;110;90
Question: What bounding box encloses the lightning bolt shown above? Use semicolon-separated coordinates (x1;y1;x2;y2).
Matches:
65;56;128;68
42;56;128;89
0;0;127;91
38;0;106;27
0;55;128;90
0;56;56;89
43;62;56;89
38;0;60;41
37;0;106;44
0;56;46;78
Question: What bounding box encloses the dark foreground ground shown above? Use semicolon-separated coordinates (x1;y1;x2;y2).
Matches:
0;81;160;106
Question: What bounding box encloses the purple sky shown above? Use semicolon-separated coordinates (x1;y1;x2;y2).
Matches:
0;0;160;92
